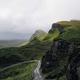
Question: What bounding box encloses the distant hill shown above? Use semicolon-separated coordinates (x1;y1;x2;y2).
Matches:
30;30;47;41
0;40;28;48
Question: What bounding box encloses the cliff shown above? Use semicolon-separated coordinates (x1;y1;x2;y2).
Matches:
41;20;80;80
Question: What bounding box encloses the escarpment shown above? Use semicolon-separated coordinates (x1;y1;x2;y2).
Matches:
40;21;80;80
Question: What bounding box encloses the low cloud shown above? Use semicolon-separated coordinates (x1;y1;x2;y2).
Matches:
0;0;80;39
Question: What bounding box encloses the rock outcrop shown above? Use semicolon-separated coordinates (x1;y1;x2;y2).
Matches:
41;36;80;80
41;21;80;80
49;23;64;34
41;39;80;80
67;41;80;80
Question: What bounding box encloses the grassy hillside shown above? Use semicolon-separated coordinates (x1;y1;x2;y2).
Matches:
58;20;80;27
44;28;60;41
1;20;80;69
59;20;80;40
0;20;80;80
0;37;52;80
30;30;47;41
41;20;80;80
0;34;52;69
0;62;37;80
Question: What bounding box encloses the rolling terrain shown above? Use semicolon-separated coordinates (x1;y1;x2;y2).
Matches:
0;20;80;80
0;61;37;80
41;20;80;80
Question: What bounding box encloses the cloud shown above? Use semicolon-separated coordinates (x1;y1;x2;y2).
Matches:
0;0;80;39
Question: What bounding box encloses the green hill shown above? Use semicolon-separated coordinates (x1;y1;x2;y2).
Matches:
0;30;51;69
0;61;37;80
0;29;53;80
0;20;80;80
41;20;80;80
0;20;80;67
30;30;47;41
59;20;80;40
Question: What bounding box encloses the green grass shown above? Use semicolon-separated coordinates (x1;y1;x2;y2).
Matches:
58;20;80;27
1;20;80;69
0;62;37;80
44;28;60;41
53;20;80;41
0;38;52;69
0;20;80;80
41;20;80;80
30;30;47;41
61;27;80;40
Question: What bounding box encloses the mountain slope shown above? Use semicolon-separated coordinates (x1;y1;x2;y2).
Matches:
0;61;37;80
41;20;80;80
0;20;80;80
30;30;47;41
0;30;50;69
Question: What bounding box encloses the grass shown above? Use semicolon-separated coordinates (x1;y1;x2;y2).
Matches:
58;20;80;27
30;30;47;41
61;27;80;40
0;20;80;80
42;20;80;80
56;20;80;41
0;37;52;69
44;28;60;41
0;62;37;80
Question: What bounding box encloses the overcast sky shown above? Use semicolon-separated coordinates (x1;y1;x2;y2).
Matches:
0;0;80;40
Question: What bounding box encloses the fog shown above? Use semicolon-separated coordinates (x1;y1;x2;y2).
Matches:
0;0;80;40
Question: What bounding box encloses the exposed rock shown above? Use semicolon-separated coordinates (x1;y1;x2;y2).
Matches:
41;39;80;80
67;45;80;80
49;23;64;34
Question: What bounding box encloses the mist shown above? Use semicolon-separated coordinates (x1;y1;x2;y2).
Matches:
0;0;80;40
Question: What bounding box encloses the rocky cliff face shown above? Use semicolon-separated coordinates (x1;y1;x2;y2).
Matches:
41;39;80;80
40;22;80;80
49;23;64;34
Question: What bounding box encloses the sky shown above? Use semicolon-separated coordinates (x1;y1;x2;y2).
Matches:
0;0;80;40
